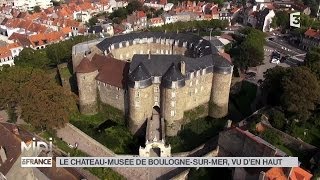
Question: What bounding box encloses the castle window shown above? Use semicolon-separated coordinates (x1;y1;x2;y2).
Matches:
97;81;100;85
83;76;85;80
135;91;140;98
171;101;175;107
116;95;119;99
189;81;193;87
170;110;175;117
196;79;199;85
195;88;198;94
116;87;120;91
171;92;176;98
104;83;106;86
154;86;159;92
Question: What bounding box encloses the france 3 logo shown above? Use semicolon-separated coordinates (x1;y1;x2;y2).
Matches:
290;12;301;28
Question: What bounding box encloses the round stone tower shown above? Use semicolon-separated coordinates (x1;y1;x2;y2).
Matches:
209;59;233;118
161;63;186;136
128;63;154;136
76;57;99;115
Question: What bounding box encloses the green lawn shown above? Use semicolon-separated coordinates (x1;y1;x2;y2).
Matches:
17;125;124;180
59;67;72;79
40;131;125;180
291;122;320;148
167;117;227;153
70;104;137;154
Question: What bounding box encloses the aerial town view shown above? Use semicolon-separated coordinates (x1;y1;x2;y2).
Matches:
0;0;320;179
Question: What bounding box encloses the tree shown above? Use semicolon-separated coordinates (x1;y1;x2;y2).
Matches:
305;47;320;78
0;67;77;130
15;48;50;69
262;66;289;105
34;6;41;13
126;0;143;14
261;129;281;145
270;108;286;130
272;11;289;29
87;16;98;27
213;0;224;6
229;28;266;69
281;67;320;121
262;67;320;121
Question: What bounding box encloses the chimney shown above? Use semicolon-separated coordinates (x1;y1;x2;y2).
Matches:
180;61;186;75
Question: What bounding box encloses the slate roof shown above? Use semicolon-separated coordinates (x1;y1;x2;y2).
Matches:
128;63;151;82
94;32;233;86
88;25;103;34
162;63;184;81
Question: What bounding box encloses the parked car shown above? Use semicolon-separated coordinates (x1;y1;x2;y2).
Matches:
245;72;256;79
280;55;289;63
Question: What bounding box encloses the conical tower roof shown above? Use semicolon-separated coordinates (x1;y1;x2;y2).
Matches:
129;63;151;82
162;63;185;88
76;57;98;73
162;63;184;82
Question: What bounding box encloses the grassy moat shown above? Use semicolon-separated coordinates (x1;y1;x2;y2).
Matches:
70;103;227;154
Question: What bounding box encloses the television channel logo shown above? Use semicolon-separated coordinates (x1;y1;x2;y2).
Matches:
290;12;301;28
20;137;53;167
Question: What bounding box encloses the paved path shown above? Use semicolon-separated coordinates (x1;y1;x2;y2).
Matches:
57;123;152;179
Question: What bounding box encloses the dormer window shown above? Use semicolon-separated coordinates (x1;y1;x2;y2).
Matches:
43;39;48;44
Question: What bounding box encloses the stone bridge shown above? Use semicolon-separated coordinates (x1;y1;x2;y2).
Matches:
140;107;171;157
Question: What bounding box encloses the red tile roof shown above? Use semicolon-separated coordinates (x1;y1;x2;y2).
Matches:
76;57;98;73
149;17;164;24
0;46;12;58
265;167;287;180
219;52;232;62
304;28;320;38
0;123;21;175
290;167;313;180
95;55;129;88
136;11;147;18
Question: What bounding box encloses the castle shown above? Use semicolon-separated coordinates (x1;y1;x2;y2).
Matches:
72;32;233;136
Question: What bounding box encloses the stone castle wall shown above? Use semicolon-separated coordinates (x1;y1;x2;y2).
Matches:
161;86;186;136
184;73;213;111
128;85;154;135
72;52;86;72
110;43;187;60
209;72;233;118
77;71;99;115
97;82;126;112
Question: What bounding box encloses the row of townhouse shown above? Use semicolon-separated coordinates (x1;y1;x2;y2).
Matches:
241;0;314;33
0;42;23;66
300;28;320;51
105;1;241;35
0;29;73;67
0;0;53;11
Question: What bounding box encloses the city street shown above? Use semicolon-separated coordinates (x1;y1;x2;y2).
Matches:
265;36;306;61
253;46;290;83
